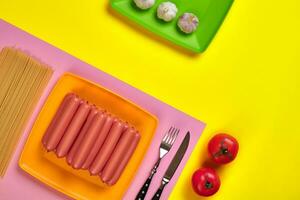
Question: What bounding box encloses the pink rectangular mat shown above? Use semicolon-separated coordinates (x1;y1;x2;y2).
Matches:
0;19;205;200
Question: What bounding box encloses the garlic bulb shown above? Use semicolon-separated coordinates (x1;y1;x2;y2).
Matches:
177;13;199;34
157;2;178;22
134;0;155;10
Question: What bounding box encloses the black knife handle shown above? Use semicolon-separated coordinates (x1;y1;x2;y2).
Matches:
151;178;169;200
151;186;164;200
135;159;161;200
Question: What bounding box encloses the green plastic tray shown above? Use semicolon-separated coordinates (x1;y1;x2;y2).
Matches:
110;0;234;53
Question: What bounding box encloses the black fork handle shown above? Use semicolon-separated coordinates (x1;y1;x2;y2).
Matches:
135;159;161;200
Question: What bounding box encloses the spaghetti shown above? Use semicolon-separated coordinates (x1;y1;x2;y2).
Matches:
0;47;53;177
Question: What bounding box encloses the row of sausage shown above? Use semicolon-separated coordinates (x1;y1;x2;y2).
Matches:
42;93;140;185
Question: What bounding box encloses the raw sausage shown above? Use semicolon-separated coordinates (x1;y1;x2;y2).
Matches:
66;106;99;164
100;128;137;183
42;93;74;148
81;114;114;169
55;101;91;157
42;93;80;151
71;112;106;169
123;122;130;132
89;120;125;175
105;131;140;185
100;128;139;184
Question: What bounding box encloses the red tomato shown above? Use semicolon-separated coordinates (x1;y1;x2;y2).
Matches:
192;168;220;196
208;133;239;164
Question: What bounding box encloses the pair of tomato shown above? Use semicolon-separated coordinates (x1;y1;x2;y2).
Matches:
192;133;239;197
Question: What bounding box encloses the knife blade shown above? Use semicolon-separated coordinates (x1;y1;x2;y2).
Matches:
151;132;190;200
164;132;190;180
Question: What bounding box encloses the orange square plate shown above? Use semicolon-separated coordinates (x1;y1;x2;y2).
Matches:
19;73;158;200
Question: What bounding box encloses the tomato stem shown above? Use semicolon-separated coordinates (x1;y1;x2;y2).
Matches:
205;180;213;189
221;148;228;154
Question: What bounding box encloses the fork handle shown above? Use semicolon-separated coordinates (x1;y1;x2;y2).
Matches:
135;159;161;200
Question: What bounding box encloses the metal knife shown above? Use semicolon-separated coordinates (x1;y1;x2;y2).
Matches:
151;132;190;200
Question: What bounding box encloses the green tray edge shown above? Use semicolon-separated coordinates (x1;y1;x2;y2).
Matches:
110;0;234;53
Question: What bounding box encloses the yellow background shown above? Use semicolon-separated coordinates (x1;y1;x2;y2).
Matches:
0;0;299;199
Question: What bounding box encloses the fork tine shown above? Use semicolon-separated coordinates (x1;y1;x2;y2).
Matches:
169;129;178;145
170;129;179;145
162;127;172;142
167;127;177;145
168;127;175;143
162;132;168;142
166;130;173;144
169;127;174;135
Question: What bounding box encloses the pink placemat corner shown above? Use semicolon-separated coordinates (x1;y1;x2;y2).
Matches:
0;19;205;200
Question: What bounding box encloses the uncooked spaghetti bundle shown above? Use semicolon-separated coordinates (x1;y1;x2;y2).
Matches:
0;47;53;177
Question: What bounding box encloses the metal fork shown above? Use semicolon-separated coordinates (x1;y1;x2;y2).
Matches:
135;127;179;200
